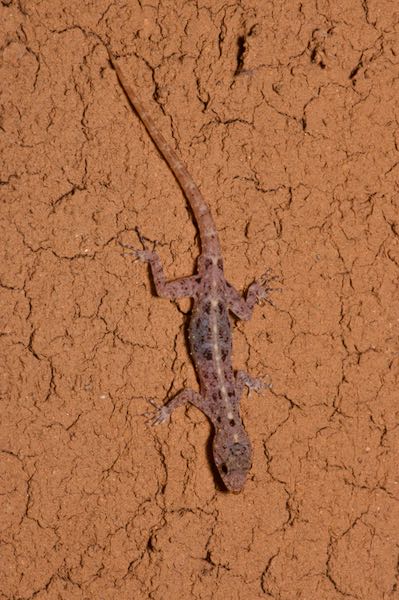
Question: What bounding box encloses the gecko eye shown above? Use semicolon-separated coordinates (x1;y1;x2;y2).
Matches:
221;463;228;475
229;419;235;426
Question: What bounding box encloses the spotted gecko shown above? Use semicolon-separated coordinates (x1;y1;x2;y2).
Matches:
109;52;272;492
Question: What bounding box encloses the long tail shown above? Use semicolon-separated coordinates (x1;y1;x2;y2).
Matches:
108;51;221;258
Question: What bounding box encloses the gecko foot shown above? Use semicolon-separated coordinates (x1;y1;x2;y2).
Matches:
236;370;271;394
143;399;171;426
120;242;156;264
134;248;158;263
121;227;158;263
253;269;281;306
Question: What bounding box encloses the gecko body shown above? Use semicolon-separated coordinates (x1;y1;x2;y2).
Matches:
109;53;271;492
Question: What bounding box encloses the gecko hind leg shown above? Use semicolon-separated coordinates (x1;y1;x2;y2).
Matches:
122;236;200;299
147;389;208;425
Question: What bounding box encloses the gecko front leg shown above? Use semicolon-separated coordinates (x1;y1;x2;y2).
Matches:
226;270;276;320
131;246;200;299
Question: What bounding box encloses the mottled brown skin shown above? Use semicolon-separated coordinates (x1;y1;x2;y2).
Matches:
109;51;270;492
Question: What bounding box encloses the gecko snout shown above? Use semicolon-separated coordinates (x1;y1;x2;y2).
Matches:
215;441;252;492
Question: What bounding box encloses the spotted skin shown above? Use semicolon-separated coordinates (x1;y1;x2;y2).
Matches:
109;51;271;492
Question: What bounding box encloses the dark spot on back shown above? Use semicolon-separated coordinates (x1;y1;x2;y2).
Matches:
204;302;211;314
229;419;235;427
217;259;223;269
220;329;230;344
203;348;213;360
205;258;212;269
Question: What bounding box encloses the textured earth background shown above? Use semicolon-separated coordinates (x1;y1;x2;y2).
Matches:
1;1;398;599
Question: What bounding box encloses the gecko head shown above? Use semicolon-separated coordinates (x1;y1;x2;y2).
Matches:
213;438;252;493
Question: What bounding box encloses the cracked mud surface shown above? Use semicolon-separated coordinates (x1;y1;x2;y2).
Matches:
1;1;398;599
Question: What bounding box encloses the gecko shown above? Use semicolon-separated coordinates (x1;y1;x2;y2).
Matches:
108;51;272;492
